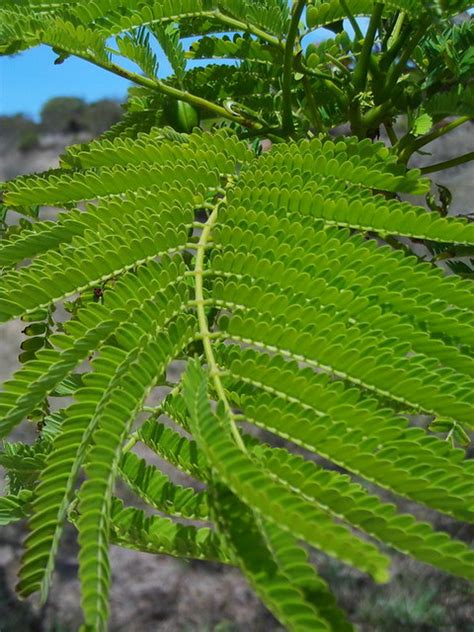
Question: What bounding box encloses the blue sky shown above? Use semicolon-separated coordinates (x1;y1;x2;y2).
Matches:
0;45;163;120
0;20;365;121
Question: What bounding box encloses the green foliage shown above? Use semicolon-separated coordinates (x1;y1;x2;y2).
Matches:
0;2;473;631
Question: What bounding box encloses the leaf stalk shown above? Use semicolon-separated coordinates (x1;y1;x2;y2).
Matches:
194;183;247;453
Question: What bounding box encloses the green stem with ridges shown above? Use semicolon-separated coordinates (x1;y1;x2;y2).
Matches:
194;182;247;453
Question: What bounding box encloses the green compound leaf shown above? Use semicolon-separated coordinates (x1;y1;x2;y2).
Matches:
1;7;474;625
182;358;390;576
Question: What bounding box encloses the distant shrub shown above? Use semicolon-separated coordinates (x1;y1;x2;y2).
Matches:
0;114;36;145
80;99;122;135
40;96;87;134
17;130;39;152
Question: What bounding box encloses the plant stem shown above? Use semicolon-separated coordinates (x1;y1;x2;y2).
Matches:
122;382;183;454
340;0;363;42
51;47;271;133
101;6;282;49
387;11;406;50
361;98;394;131
194;183;247;453
381;23;426;98
282;0;306;135
349;1;384;139
398;116;471;160
109;62;262;127
298;59;348;105
325;53;351;76
298;57;344;85
210;9;283;49
384;122;398;145
353;2;383;93
420;151;474;175
122;433;139;454
382;13;411;66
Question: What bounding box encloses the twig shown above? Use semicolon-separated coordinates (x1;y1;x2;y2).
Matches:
353;3;383;93
281;0;306;135
420;151;474;175
384;122;398;145
398;116;471;161
51;47;273;134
